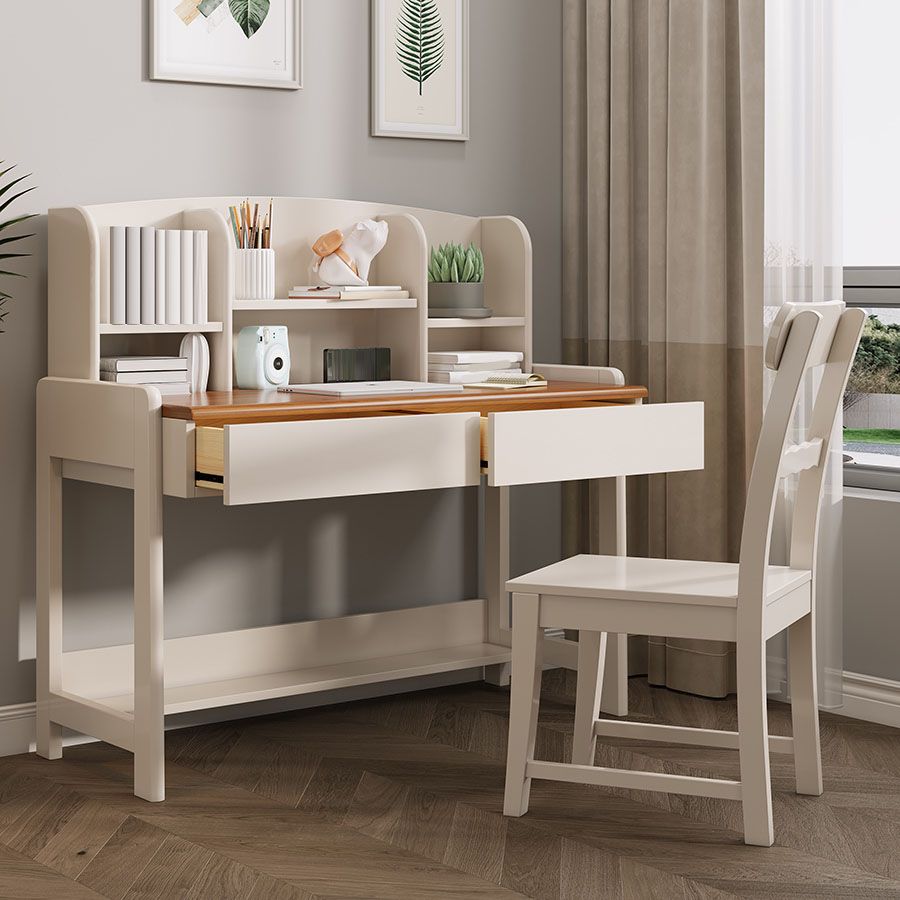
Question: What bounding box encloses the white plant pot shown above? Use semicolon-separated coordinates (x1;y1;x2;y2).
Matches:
235;249;275;301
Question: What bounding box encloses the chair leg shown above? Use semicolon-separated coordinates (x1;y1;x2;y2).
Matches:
572;631;607;766
737;642;774;847
504;592;544;817
788;613;823;796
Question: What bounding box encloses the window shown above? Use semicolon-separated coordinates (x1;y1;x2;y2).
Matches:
843;270;900;490
841;2;900;491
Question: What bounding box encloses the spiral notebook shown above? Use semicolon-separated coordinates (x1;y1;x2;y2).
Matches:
462;373;548;391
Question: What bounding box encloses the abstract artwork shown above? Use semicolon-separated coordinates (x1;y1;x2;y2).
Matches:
372;0;468;141
151;0;302;89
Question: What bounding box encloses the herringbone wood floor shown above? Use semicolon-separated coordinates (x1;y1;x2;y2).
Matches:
1;674;899;899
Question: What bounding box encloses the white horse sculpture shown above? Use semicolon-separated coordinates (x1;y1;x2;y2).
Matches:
312;219;389;287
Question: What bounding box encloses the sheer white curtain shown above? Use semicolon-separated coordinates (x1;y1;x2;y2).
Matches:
765;0;844;707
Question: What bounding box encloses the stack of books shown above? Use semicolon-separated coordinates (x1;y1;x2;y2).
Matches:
288;285;410;301
100;356;191;395
109;226;208;327
428;350;525;384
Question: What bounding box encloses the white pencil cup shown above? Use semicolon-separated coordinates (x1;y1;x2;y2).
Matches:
235;249;275;301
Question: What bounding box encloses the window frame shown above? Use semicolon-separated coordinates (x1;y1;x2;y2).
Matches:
843;266;900;493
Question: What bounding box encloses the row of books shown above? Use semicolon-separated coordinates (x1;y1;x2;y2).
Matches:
100;356;191;395
109;226;208;327
427;350;524;384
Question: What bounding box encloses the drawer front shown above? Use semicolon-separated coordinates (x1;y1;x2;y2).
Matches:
486;401;704;486
200;412;482;505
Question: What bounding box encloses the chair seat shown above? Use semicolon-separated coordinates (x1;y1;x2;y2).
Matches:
506;555;811;608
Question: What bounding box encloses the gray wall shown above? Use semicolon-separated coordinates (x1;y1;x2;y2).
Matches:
0;0;563;706
843;492;900;681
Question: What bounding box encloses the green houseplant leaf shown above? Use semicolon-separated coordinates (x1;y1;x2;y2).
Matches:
229;0;270;38
395;0;445;96
427;242;484;284
0;163;35;333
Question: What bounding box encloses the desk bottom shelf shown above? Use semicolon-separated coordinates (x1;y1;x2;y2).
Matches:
48;635;511;756
100;642;512;717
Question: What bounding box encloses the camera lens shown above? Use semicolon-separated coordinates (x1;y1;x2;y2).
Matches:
273;357;284;371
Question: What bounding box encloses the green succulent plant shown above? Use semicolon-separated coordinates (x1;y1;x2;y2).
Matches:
428;243;484;284
0;163;36;333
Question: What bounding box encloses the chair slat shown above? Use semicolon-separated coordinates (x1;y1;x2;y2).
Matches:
779;439;823;478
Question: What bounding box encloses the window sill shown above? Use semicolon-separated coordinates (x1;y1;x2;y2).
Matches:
844;463;900;493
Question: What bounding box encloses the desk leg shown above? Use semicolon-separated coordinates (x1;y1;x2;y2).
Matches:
36;453;63;760
596;476;628;717
483;483;511;686
133;406;165;802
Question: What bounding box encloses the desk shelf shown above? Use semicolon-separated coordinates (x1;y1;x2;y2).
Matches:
234;298;418;311
99;322;225;335
96;643;511;716
427;316;526;329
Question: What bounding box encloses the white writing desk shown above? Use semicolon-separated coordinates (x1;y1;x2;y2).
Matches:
39;196;703;800
36;377;703;800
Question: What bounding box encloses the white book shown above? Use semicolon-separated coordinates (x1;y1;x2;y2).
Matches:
428;368;522;384
278;381;464;398
155;229;167;324
180;230;194;325
291;285;402;293
165;230;181;325
427;350;524;365
101;370;191;384
428;360;519;373
193;231;208;325
100;356;188;373
153;382;192;395
140;226;156;324
109;226;126;325
125;226;141;325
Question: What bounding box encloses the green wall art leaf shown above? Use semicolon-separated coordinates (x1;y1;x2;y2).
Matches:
229;0;270;38
396;0;445;96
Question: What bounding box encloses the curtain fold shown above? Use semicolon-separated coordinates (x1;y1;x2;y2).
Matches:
562;0;765;697
764;0;843;707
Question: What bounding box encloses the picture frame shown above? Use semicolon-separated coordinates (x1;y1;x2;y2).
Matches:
371;0;469;141
151;0;303;90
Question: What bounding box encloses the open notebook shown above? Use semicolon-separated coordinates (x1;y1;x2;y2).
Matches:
462;373;548;391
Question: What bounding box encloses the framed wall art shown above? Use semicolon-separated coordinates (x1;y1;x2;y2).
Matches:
151;0;303;90
371;0;469;141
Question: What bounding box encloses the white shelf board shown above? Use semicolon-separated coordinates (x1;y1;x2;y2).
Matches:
427;316;527;329
99;322;224;335
96;642;511;716
234;298;418;311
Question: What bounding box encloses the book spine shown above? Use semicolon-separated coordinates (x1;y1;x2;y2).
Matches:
140;226;156;324
125;226;141;325
155;229;167;325
109;226;126;325
165;230;181;325
180;230;194;325
193;231;208;325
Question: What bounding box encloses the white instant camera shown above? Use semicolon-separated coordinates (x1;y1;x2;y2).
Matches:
235;325;291;389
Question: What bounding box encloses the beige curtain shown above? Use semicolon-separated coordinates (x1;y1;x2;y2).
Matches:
562;0;765;697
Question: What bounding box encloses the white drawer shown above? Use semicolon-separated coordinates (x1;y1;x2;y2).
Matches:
484;401;704;486
196;412;482;505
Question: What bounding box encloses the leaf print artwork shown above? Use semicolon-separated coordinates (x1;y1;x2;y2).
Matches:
395;0;444;95
228;0;270;38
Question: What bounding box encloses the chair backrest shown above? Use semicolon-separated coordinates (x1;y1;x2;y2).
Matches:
737;301;866;622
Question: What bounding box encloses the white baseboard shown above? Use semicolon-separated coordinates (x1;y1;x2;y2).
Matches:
2;666;895;759
0;668;484;759
838;671;900;729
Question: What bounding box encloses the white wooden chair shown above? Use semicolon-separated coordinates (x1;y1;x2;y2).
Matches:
502;301;865;847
